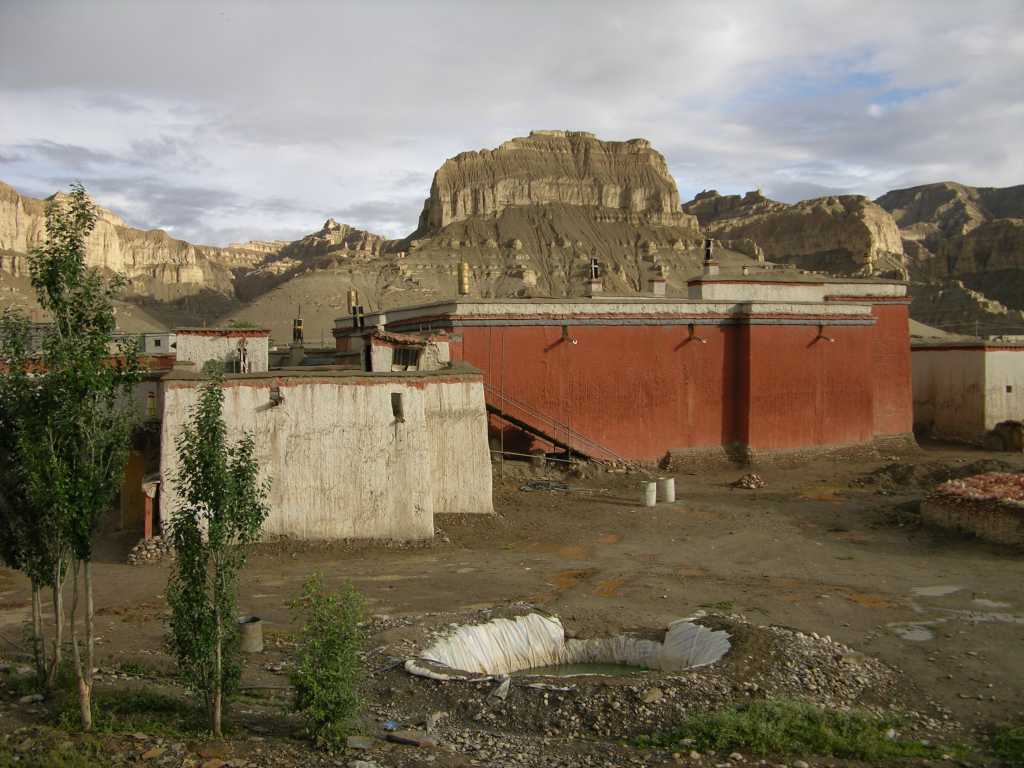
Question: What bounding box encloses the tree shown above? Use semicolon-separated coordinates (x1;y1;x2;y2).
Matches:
0;183;141;724
290;574;365;749
0;311;62;684
166;376;269;737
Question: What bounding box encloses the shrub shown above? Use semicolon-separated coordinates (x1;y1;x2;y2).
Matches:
992;725;1024;767
290;574;365;748
635;699;942;761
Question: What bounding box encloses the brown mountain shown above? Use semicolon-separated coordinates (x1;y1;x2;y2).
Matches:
8;134;1022;342
682;189;905;276
876;182;1024;335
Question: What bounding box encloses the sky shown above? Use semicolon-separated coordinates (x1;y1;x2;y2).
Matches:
1;0;1023;246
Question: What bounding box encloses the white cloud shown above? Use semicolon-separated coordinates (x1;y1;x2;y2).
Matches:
0;0;1021;243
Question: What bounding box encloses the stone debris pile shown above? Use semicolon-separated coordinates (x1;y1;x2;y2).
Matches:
935;472;1024;503
126;535;174;565
732;473;766;489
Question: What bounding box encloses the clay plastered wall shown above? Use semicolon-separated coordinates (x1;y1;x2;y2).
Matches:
160;376;493;540
982;351;1024;429
912;349;986;440
175;334;269;372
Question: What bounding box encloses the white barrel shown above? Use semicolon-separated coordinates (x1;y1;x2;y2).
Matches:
657;477;676;503
239;616;264;653
644;481;657;507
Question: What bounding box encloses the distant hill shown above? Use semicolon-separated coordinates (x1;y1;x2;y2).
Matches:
4;138;1023;342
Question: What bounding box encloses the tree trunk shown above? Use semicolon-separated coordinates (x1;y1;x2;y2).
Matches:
212;598;222;737
47;558;65;689
84;560;94;687
67;559;93;731
30;582;46;682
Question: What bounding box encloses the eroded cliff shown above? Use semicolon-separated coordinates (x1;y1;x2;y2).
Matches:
682;189;905;275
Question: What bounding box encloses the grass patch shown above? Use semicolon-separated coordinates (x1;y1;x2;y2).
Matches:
992;725;1024;767
634;700;942;761
0;735;107;768
56;689;205;737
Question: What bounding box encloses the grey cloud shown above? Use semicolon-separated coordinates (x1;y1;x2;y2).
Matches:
14;141;119;172
0;0;1021;244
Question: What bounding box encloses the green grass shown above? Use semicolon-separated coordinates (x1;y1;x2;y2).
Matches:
0;735;107;768
992;725;1024;767
56;689;205;737
634;700;943;761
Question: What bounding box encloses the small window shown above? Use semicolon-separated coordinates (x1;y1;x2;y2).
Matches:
391;392;405;423
393;347;420;368
154;338;161;348
1007;385;1014;394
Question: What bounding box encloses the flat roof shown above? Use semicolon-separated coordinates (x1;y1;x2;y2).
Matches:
334;294;896;324
174;327;271;335
688;271;908;285
161;360;482;383
911;340;1024;350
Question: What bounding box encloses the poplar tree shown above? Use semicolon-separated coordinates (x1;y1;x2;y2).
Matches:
166;376;269;737
0;184;141;725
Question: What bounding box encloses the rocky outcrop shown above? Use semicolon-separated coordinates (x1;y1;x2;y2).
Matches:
275;218;388;263
940;218;1024;275
0;180;269;300
876;181;1024;255
414;130;699;234
682;189;904;275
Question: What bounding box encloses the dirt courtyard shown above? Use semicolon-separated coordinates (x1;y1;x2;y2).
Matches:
0;442;1022;766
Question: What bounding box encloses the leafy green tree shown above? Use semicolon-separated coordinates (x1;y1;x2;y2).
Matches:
166;376;269;737
0;185;141;716
290;574;365;748
0;310;62;684
8;183;142;726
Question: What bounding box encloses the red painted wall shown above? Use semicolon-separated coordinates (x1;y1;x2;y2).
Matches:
743;324;875;451
347;297;913;461
452;324;742;461
869;303;913;436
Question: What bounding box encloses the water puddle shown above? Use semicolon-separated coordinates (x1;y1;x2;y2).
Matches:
888;623;937;641
972;598;1011;609
911;585;963;597
514;662;648;678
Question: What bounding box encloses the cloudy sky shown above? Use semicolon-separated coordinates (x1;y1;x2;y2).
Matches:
1;0;1023;246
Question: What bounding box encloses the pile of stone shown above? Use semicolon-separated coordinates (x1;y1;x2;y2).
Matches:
732;473;766;489
126;535;174;565
922;472;1024;545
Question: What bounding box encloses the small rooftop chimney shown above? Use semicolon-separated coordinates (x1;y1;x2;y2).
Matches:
458;261;470;296
292;305;304;346
585;257;603;297
703;238;720;276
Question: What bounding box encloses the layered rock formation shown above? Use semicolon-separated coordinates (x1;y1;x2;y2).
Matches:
0;180;270;301
876;182;1024;335
876;181;1024;256
414;130;698;233
682;189;905;275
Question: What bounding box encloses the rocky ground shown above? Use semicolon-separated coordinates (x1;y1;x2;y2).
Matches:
0;442;1022;766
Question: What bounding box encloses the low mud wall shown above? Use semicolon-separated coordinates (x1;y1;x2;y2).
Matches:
159;367;493;540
